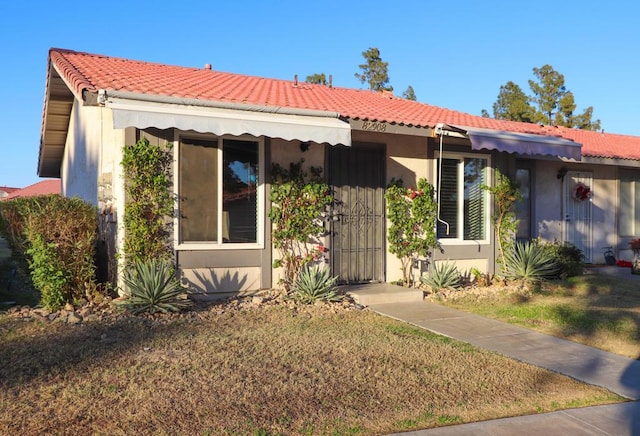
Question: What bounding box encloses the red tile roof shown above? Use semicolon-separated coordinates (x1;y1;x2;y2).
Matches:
0;186;19;195
49;48;640;161
1;180;61;201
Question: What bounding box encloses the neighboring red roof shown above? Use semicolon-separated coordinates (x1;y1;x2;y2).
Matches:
2;180;61;201
48;48;640;161
0;186;19;195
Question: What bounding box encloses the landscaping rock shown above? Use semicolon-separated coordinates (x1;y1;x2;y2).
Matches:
64;303;75;312
79;307;93;318
67;312;82;324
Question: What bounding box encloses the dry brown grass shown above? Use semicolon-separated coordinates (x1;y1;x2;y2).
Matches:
0;303;622;435
438;271;640;359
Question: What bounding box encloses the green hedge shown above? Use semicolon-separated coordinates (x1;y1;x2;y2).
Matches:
0;195;98;310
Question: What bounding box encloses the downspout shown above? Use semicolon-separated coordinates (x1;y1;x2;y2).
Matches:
434;123;450;236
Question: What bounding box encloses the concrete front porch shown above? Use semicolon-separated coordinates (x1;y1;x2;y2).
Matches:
342;283;424;306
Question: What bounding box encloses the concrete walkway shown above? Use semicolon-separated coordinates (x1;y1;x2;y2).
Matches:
359;292;640;435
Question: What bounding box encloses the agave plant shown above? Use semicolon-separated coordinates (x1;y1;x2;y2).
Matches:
420;261;461;292
503;241;559;281
291;264;342;304
119;259;191;314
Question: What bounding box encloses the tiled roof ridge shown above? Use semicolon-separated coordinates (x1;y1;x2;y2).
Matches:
49;48;97;98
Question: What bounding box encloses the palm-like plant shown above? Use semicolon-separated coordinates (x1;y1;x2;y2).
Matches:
119;259;191;314
291;264;342;304
503;241;558;281
420;262;461;292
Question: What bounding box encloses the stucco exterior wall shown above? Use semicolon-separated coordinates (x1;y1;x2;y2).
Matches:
61;102;101;204
382;133;429;283
534;161;564;242
534;160;619;264
591;165;618;264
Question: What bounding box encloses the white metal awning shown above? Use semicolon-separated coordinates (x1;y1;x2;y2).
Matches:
436;123;581;160
105;97;352;146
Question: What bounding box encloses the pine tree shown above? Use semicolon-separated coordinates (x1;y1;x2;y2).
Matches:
355;47;392;92
491;81;535;122
305;73;327;85
487;64;601;130
402;85;417;100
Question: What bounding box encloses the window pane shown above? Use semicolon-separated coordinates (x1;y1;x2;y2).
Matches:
515;168;531;241
223;139;258;243
620;179;632;236
180;139;218;242
464;158;486;240
437;158;458;239
635;181;640;236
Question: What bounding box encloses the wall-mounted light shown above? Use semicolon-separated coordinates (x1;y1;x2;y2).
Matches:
300;141;310;152
557;166;568;180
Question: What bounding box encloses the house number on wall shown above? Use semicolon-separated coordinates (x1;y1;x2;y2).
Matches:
361;121;387;132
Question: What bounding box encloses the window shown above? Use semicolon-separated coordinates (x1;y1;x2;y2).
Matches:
515;166;532;242
179;137;262;247
436;154;489;241
620;172;640;236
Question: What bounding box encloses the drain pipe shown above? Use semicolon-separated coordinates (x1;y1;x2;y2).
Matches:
435;123;450;236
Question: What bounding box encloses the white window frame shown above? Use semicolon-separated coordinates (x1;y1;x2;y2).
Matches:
619;171;640;238
434;151;491;245
174;132;265;250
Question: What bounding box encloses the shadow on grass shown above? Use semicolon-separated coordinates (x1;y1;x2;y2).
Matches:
0;316;189;390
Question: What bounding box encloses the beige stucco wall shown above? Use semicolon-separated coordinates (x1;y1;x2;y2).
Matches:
534;160;619;264
535;161;564;242
381;133;430;283
61;102;101;204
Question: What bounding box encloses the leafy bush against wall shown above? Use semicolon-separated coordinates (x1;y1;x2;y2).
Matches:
0;195;98;310
121;137;174;265
269;160;332;289
482;169;521;270
385;178;437;286
541;240;584;278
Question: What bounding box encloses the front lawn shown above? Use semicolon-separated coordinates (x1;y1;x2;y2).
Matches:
0;302;622;435
436;270;640;359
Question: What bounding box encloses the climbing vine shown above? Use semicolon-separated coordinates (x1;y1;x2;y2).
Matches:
121;137;174;266
385;178;437;287
269;160;332;289
482;169;521;270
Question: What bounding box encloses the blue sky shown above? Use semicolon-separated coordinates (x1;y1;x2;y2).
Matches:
1;1;639;188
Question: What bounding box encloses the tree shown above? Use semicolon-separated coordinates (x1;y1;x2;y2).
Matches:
490;81;535;123
402;85;417;100
385;178;437;287
528;64;566;124
355;47;392;92
305;73;327;85
486;64;601;130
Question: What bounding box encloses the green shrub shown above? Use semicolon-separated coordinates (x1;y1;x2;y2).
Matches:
0;197;32;254
541;240;584;278
121;137;174;265
385;178;437;287
503;241;559;281
119;259;191;314
291;264;342;304
420;262;461;292
269;161;333;289
26;234;67;309
1;195;99;310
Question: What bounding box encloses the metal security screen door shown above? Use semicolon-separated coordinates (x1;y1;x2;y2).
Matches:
563;171;593;262
328;145;385;283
